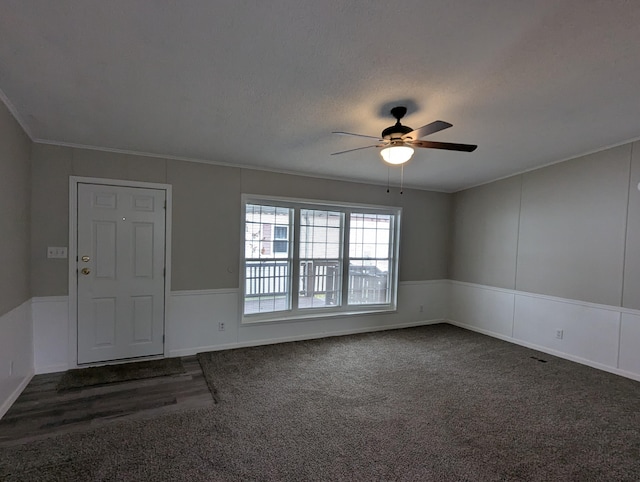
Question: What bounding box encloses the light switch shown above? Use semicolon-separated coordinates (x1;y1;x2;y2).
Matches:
47;247;68;259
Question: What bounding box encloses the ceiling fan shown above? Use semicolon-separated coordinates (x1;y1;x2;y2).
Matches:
332;106;477;165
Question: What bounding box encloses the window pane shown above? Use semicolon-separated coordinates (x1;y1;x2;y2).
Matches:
244;204;293;315
244;260;291;314
348;260;389;305
348;213;392;305
299;209;343;309
299;260;341;309
245;204;291;259
299;210;342;260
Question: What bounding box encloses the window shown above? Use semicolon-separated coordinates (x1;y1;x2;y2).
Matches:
244;205;293;314
242;196;401;321
273;226;288;253
299;209;343;309
348;213;393;305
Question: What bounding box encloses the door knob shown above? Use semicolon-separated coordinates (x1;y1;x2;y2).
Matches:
81;256;90;262
81;268;91;275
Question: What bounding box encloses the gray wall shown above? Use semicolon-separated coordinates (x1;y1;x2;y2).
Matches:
451;142;639;308
450;176;521;289
31;137;640;307
30;144;452;296
240;170;452;282
623;142;640;309
0;102;31;316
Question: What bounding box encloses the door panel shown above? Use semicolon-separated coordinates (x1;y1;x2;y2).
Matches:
95;221;117;278
77;183;166;364
133;223;154;277
92;298;116;346
132;295;154;342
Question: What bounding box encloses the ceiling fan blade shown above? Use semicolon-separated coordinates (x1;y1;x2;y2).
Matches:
411;140;478;152
332;131;382;140
402;120;452;141
331;144;382;155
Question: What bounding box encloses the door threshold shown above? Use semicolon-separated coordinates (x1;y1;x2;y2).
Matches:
76;354;166;369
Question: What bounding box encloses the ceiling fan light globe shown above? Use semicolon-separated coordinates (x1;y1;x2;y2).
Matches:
380;145;414;165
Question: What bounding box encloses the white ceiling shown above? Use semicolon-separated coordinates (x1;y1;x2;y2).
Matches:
2;1;640;192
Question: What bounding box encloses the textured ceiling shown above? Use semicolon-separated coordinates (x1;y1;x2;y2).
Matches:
1;1;640;192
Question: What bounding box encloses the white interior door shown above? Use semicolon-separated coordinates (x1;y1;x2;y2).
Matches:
77;183;166;364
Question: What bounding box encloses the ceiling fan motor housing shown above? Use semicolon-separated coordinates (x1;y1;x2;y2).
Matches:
382;123;412;140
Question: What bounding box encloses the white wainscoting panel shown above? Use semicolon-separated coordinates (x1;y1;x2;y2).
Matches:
449;281;640;382
168;281;449;356
0;300;33;419
400;280;449;322
167;289;239;356
449;282;515;338
20;279;640;419
619;312;640;375
32;296;70;374
235;280;447;349
30;282;640;384
513;295;621;368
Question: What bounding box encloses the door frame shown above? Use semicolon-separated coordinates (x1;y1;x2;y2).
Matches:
68;176;173;368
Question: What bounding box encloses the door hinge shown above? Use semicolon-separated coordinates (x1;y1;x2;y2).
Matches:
164;200;167;209
162;334;165;343
163;268;166;277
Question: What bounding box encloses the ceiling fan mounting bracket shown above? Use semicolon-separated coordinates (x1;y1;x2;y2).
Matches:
390;106;407;121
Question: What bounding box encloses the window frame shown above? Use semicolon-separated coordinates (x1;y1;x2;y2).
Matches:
240;194;401;323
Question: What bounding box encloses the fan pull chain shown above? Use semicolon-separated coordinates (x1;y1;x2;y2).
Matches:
386;167;390;193
400;165;404;195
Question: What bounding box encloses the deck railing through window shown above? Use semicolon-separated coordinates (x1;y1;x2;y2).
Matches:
245;261;289;296
245;261;387;305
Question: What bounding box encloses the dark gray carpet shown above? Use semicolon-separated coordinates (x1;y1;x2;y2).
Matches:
56;357;186;391
3;324;640;481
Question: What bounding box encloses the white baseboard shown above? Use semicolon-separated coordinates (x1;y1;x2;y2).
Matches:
36;363;69;375
169;318;444;357
447;319;640;382
0;371;33;419
27;280;640;385
0;299;34;420
31;281;450;368
448;280;640;382
446;319;516;344
167;281;449;356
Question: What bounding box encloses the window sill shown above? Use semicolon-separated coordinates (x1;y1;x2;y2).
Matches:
241;307;397;325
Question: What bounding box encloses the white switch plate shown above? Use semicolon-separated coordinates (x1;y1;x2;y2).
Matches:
47;247;68;259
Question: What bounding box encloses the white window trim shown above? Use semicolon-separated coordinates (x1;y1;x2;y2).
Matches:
240;194;401;324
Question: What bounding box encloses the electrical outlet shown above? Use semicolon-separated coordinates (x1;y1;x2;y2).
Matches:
218;322;225;331
419;305;424;313
555;329;564;340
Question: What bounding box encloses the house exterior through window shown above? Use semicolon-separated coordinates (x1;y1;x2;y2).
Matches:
242;195;401;322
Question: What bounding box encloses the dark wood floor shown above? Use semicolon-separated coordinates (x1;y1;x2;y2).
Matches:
0;356;213;447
